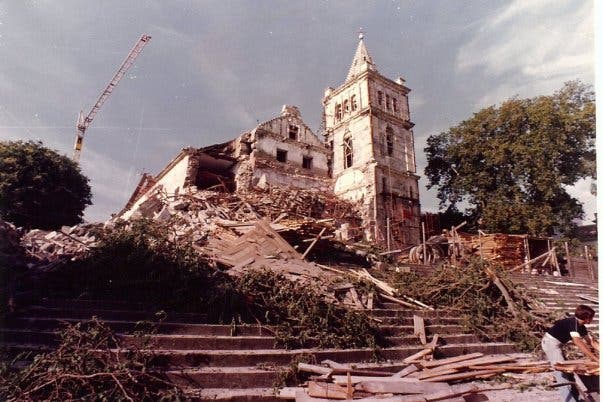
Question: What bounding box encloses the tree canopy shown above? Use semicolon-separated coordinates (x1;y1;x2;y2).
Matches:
424;81;595;236
0;141;92;229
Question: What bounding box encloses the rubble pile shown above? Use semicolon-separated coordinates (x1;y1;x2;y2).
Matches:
20;223;100;264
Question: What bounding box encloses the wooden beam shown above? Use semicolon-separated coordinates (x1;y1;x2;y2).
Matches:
302;227;327;259
413;315;427;345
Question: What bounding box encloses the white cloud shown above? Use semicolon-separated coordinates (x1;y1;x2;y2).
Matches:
456;0;594;107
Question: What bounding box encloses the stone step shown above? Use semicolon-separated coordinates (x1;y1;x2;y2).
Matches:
368;308;463;318
375;316;463;325
146;342;517;368
0;329;478;350
21;306;208;323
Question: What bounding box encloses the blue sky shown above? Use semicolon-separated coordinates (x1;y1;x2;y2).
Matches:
0;0;596;223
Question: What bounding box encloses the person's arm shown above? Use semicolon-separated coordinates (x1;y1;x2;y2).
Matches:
584;334;599;352
571;332;599;361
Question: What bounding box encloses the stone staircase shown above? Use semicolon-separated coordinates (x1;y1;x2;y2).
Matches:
509;272;599;334
1;269;597;400
0;296;516;401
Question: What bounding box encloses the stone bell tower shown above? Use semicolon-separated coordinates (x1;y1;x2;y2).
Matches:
322;33;421;248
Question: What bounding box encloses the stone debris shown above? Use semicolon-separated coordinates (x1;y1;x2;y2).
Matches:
19;223;100;265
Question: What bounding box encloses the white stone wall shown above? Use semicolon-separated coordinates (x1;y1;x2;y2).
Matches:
121;154;190;219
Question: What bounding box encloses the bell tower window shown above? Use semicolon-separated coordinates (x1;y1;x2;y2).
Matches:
343;136;353;169
386;127;394;156
335;103;342;122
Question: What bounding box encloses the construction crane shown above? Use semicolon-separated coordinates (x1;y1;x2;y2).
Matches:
73;34;151;162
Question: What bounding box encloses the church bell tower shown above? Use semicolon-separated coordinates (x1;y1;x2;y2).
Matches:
322;33;421;248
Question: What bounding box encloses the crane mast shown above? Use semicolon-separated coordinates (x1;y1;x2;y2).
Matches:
73;34;151;162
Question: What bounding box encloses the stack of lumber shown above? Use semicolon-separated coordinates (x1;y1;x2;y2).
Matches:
463;233;525;267
296;353;551;400
554;360;600;376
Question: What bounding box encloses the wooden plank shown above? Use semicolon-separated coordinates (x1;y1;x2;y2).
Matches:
367;291;374;310
321;359;349;370
307;381;347;400
302;227;327;259
413;315;427;345
332;375;419;385
422;368;506;382
420;353;484;369
403;347;434;364
298;363;332;376
392;364;419;378
418;355;516;378
381;293;416;308
356;379;450;394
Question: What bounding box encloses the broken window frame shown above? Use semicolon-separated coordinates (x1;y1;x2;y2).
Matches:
276;148;288;163
343;136;353;169
288;124;299;140
302;156;313;170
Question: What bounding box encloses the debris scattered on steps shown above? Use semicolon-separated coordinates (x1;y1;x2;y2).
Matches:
554;359;600;376
295;353;552;401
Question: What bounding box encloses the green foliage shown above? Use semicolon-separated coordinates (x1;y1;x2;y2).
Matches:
237;269;384;349
424;81;595;236
42;220;381;349
390;259;554;352
47;219;245;322
0;318;184;401
0;141;92;230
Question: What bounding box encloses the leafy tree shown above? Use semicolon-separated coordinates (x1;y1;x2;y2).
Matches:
0;141;92;229
425;81;595;236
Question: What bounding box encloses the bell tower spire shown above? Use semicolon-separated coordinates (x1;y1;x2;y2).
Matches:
346;29;377;82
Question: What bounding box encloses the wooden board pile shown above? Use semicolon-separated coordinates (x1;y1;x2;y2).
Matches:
554;359;599;376
295;353;551;401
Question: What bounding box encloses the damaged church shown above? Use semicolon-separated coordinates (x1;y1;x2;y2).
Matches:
120;34;421;249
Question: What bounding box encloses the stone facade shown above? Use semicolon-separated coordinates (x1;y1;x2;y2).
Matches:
322;35;421;246
120;36;421;248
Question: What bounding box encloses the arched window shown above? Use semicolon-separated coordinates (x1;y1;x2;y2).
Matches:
385;127;394;156
343;136;353;169
335;103;342;121
343;99;349;114
386;94;391;110
351;95;357;111
377;91;383;106
392;98;398;113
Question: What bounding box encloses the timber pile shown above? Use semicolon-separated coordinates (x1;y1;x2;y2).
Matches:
554;360;600;376
296;353;551;400
469;234;524;267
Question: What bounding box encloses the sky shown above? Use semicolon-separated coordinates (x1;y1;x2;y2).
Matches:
0;0;596;223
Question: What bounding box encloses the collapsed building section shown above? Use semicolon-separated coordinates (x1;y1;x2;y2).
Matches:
120;35;421;249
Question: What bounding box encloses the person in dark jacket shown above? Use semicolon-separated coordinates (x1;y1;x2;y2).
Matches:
542;305;598;402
